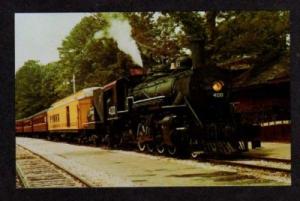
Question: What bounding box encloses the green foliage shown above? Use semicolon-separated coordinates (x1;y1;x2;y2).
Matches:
15;60;44;119
15;60;67;119
40;62;61;106
58;14;110;93
57;14;137;93
214;11;289;63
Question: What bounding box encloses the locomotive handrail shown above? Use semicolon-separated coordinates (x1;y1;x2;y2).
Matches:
133;96;165;105
117;110;128;114
83;121;102;125
183;96;203;128
107;117;119;121
161;104;186;109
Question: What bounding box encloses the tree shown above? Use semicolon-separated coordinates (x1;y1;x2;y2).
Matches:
165;11;289;70
126;12;186;65
15;60;44;119
57;14;140;94
214;11;289;64
40;62;61;106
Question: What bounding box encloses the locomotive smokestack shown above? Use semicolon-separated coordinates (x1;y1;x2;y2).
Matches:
189;37;206;69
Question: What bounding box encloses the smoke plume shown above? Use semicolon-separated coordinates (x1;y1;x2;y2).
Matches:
94;14;143;67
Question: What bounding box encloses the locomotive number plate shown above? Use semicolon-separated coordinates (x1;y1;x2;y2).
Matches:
213;93;224;98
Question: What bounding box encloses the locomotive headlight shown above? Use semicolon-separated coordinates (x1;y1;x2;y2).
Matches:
212;81;224;92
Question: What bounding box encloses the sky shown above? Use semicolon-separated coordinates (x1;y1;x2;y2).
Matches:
15;13;92;72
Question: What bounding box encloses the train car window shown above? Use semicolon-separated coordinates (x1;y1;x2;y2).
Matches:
50;114;60;123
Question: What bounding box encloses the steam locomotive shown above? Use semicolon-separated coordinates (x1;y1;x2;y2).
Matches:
83;57;259;157
16;40;260;157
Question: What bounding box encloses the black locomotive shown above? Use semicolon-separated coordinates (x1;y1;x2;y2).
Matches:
87;42;260;157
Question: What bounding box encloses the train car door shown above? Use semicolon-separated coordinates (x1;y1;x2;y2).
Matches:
66;106;70;127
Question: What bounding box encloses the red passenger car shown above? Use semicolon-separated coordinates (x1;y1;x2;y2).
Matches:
32;110;48;133
15;119;24;133
23;118;33;133
16;110;48;136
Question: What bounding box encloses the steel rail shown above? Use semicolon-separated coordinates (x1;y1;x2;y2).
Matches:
240;156;291;164
199;158;291;175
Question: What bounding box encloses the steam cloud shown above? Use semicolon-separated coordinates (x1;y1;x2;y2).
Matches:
94;14;143;67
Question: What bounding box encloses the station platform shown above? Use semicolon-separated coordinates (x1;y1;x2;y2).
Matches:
243;142;290;160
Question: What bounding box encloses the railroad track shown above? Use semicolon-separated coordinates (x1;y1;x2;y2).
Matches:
199;157;291;175
241;156;291;164
16;145;93;188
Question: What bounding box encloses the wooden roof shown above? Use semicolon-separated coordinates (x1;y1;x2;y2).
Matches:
232;56;289;88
